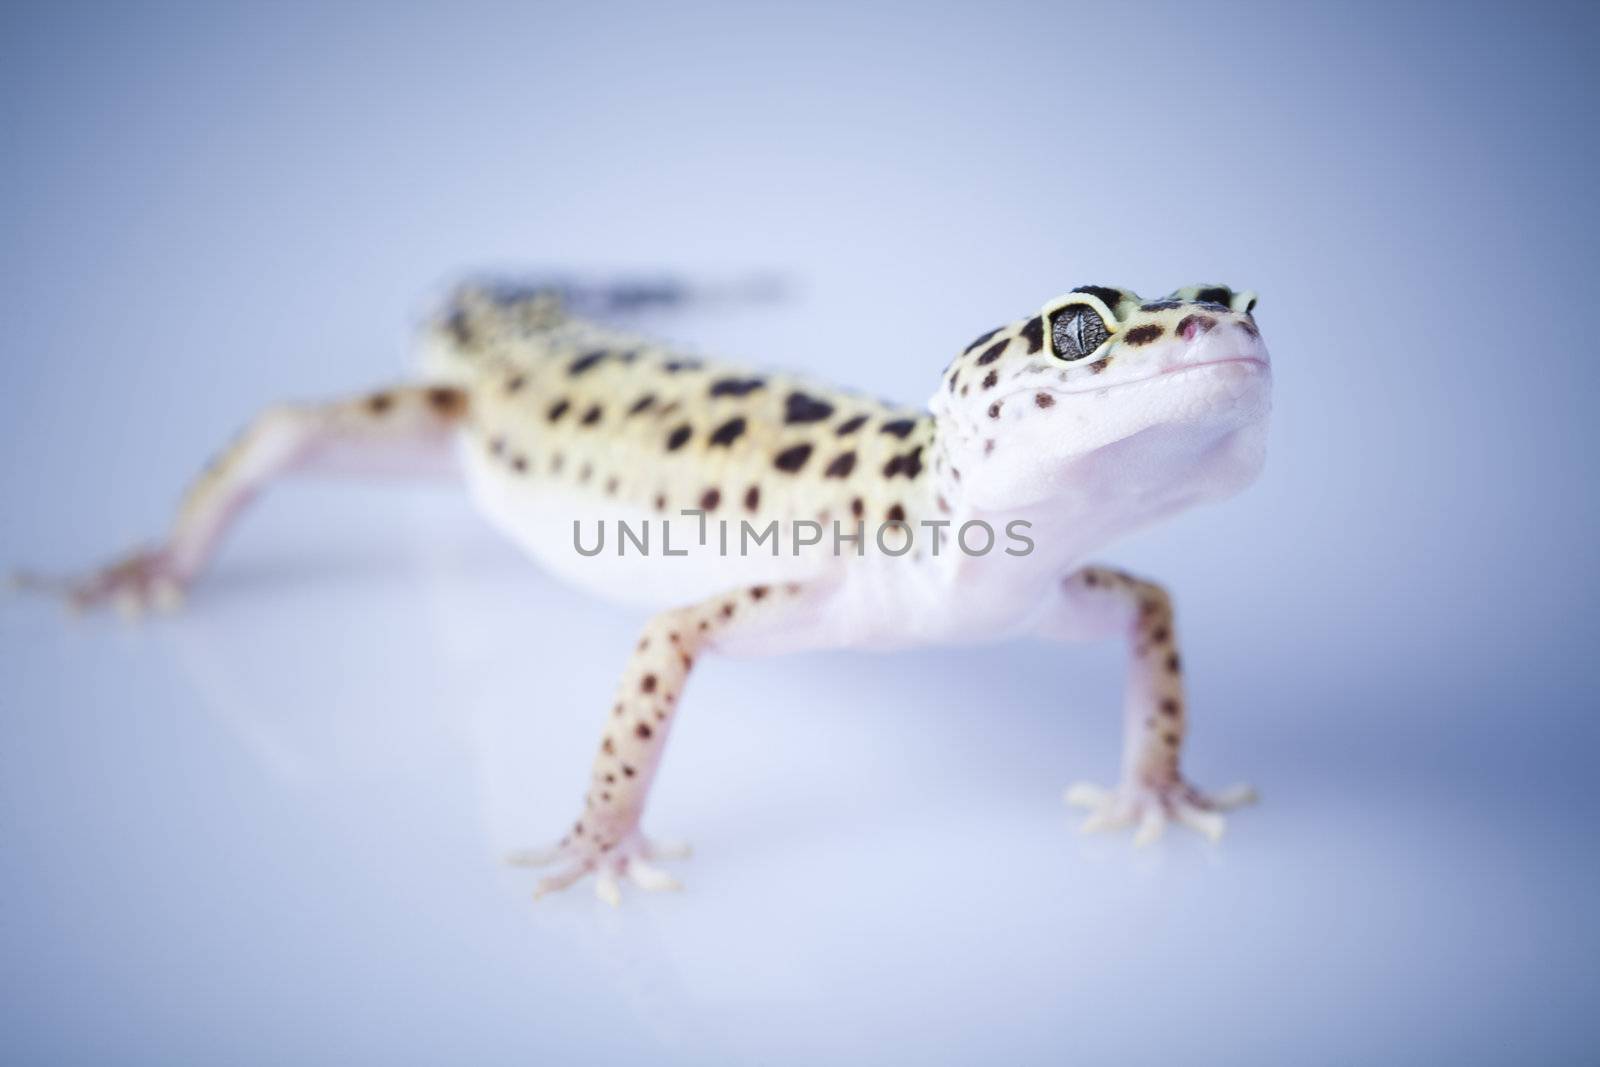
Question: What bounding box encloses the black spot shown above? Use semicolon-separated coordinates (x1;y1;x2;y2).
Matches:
568;350;607;376
974;339;1009;366
511;455;528;473
1019;316;1044;354
366;393;393;415
628;394;657;415
446;310;472;345
710;376;765;397
744;485;761;510
948;371;960;394
963;328;1000;355
709;416;747;447
784;391;835;424
880;419;916;439
886;503;906;523
505;375;525;394
981;369;998;389
547;399;570;422
1123;324;1164;346
825;452;857;477
773;443;813;472
635;722;653;740
666;424;692;450
1072;285;1125;310
663;359;703;373
987;401;1002;418
641;674;657;693
835;414;869;435
700;488;721;510
882;445;924;479
427;387;464;415
1034;393;1054;408
1140;300;1182;311
581;404;603;426
1193;286;1232;307
850;497;865;518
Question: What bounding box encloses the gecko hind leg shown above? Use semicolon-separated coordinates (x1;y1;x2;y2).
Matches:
12;384;468;616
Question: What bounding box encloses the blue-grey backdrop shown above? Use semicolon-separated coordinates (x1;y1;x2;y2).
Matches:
2;1;1596;1064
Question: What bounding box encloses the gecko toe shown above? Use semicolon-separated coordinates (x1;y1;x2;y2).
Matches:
1067;776;1252;845
625;857;682;892
516;830;688;903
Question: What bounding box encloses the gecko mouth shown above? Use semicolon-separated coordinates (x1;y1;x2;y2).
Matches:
1024;355;1270;400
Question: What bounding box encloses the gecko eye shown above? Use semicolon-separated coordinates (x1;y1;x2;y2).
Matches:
1048;303;1110;362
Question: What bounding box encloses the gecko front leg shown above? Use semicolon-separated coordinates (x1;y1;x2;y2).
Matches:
509;580;821;905
1042;566;1256;845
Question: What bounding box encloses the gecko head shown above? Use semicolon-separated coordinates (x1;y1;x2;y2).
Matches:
930;284;1272;511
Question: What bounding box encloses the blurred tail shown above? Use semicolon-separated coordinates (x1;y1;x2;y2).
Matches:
419;272;786;382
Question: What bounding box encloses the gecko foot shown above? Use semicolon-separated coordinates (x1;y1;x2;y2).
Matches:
11;546;187;619
1064;778;1257;845
507;829;691;906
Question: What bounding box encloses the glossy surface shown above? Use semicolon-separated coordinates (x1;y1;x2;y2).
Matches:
3;1;1596;1063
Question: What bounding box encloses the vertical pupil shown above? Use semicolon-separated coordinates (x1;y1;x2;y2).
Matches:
1052;305;1107;360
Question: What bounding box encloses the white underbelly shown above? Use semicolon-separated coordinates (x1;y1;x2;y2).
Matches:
461;442;837;610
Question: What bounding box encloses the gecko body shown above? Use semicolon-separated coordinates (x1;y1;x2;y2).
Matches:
26;279;1272;903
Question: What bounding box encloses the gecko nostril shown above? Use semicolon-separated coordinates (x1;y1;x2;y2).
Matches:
1176;314;1217;342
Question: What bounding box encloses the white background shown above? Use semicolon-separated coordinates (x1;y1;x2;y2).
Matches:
3;1;1595;1063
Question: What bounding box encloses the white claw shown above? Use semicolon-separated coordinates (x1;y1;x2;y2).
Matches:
1212;783;1259;810
1176;805;1227;842
114;589;144;621
1064;782;1110;809
506;846;563;868
626;858;682;893
533;866;586;900
1133;806;1167;847
152;578;185;614
1079;807;1124;835
644;839;692;861
595;870;621;907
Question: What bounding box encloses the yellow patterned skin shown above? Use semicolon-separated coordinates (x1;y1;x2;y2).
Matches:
432;285;936;546
20;278;1273;904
